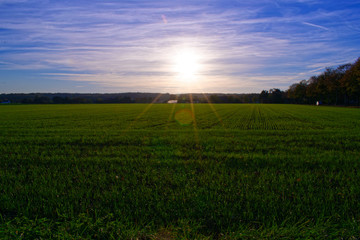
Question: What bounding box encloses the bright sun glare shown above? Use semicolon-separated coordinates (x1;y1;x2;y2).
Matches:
173;49;200;82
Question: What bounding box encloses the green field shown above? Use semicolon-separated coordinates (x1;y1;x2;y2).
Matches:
1;104;360;239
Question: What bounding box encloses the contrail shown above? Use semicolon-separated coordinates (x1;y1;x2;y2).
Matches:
302;21;329;31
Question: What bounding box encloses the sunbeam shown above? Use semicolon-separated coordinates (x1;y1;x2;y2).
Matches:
165;95;178;130
123;93;163;132
201;93;225;128
189;93;201;158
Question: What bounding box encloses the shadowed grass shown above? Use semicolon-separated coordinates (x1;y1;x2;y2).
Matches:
0;104;360;238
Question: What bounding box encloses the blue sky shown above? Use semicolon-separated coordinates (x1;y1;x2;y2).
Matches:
1;0;359;93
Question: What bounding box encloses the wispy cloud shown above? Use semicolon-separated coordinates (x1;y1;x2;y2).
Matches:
0;0;359;93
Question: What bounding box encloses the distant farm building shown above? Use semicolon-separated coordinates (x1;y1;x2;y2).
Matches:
168;100;178;104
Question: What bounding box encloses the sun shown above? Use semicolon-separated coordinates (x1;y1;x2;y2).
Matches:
173;49;200;82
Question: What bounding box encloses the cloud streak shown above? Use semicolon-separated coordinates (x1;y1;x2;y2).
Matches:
302;21;329;30
0;0;359;93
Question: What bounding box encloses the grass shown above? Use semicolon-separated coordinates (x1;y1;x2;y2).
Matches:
0;103;360;239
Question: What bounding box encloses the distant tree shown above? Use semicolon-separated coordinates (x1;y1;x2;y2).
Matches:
323;64;351;105
226;95;234;103
192;95;200;103
209;95;221;103
119;96;132;103
341;58;360;105
287;81;306;103
269;88;284;103
287;81;307;103
95;98;104;103
306;76;318;104
315;73;329;103
53;96;66;104
259;90;269;103
21;98;33;104
336;63;352;104
71;97;89;104
34;95;51;104
241;95;249;103
285;59;357;105
251;94;260;103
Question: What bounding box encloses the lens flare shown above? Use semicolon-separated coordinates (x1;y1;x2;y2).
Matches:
174;109;194;126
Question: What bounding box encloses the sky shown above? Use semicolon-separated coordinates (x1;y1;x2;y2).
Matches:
1;0;360;94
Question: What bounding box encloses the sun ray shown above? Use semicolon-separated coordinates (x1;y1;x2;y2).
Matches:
201;92;225;128
165;95;178;130
196;87;237;148
122;93;163;132
189;93;201;158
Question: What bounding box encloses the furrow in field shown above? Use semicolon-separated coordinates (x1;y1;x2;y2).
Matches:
223;104;253;130
194;104;226;129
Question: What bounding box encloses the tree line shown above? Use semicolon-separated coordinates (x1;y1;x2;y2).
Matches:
0;93;171;104
1;57;359;105
286;57;360;105
0;92;262;104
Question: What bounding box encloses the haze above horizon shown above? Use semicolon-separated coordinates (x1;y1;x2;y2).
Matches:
0;0;359;94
